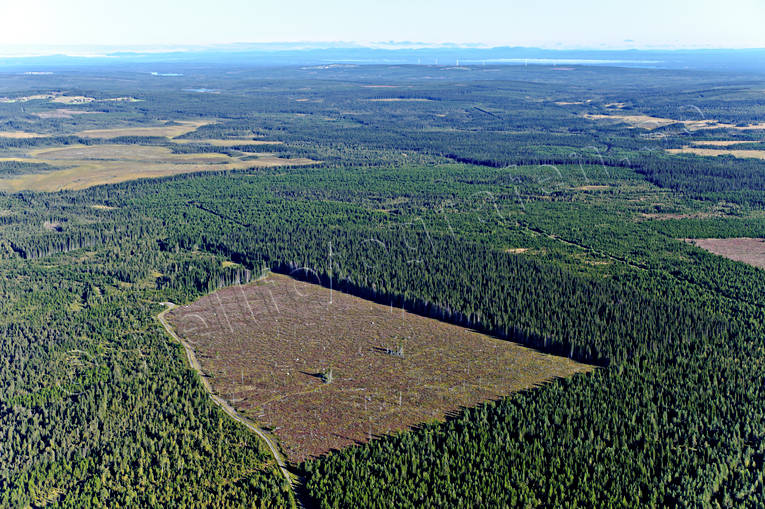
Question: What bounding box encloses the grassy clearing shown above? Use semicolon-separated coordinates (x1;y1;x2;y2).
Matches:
0;94;58;103
585;113;765;131
0;140;316;191
77;120;212;139
0;131;50;138
166;273;593;463
29;144;231;163
0;93;139;104
0;158;312;192
50;96;95;104
34;109;101;119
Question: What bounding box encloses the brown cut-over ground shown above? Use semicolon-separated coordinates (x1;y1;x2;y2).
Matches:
685;238;765;269
666;147;765;160
165;273;593;463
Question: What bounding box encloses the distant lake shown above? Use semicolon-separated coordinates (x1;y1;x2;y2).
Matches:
467;58;662;66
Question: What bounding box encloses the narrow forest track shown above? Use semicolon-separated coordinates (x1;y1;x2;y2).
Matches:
157;302;306;509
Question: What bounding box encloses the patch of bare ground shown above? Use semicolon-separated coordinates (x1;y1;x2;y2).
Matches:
165;273;593;463
685;238;765;269
43;221;62;232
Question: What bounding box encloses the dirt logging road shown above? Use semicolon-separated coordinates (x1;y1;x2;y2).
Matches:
157;302;304;509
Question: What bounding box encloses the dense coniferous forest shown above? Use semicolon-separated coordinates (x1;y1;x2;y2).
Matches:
1;64;764;507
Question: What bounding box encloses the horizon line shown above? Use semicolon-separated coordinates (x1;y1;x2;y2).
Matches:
1;42;765;58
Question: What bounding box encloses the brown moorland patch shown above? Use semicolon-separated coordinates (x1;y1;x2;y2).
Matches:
165;273;593;463
685;238;765;269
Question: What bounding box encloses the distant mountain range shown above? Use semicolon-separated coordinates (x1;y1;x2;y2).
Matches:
0;43;763;73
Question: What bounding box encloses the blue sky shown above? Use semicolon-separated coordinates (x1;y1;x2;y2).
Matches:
0;0;763;51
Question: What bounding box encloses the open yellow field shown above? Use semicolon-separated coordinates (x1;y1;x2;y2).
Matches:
0;157;314;192
0;118;319;191
77;120;212;139
666;147;765;160
0;161;246;192
0;143;317;192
